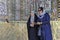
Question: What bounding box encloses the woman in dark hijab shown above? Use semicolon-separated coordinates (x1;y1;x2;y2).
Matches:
27;11;39;40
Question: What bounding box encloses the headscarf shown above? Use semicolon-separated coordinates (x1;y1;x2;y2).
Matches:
38;10;46;19
30;11;34;23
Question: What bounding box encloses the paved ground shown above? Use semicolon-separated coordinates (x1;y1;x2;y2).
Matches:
0;21;60;40
0;22;28;40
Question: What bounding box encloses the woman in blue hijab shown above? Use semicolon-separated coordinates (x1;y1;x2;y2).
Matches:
37;7;53;40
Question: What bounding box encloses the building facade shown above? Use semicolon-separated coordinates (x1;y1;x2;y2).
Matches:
0;0;59;21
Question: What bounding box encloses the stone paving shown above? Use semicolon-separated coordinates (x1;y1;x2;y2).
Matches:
0;21;60;40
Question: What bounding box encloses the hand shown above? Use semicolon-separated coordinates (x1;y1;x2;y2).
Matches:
30;23;34;27
37;22;42;25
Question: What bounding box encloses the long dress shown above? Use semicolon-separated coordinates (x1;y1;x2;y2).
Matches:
27;14;39;40
37;13;52;40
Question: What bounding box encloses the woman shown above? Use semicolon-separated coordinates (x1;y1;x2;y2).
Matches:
37;7;52;40
27;11;39;40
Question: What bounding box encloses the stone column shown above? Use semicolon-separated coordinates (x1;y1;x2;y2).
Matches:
15;0;20;21
52;0;57;20
8;0;16;21
0;0;7;21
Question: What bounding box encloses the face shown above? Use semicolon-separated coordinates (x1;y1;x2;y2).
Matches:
31;12;34;16
38;9;43;14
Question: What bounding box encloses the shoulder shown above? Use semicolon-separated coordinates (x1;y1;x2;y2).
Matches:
44;13;50;18
34;14;38;17
27;15;31;23
34;14;38;21
45;13;50;16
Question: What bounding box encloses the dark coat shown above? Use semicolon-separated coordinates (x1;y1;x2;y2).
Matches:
27;14;39;40
37;13;52;40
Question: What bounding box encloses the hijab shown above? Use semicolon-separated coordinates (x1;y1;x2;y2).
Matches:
30;11;34;23
38;10;46;19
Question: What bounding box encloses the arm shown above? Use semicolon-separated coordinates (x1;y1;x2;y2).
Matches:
27;16;30;27
35;13;50;25
27;16;34;27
